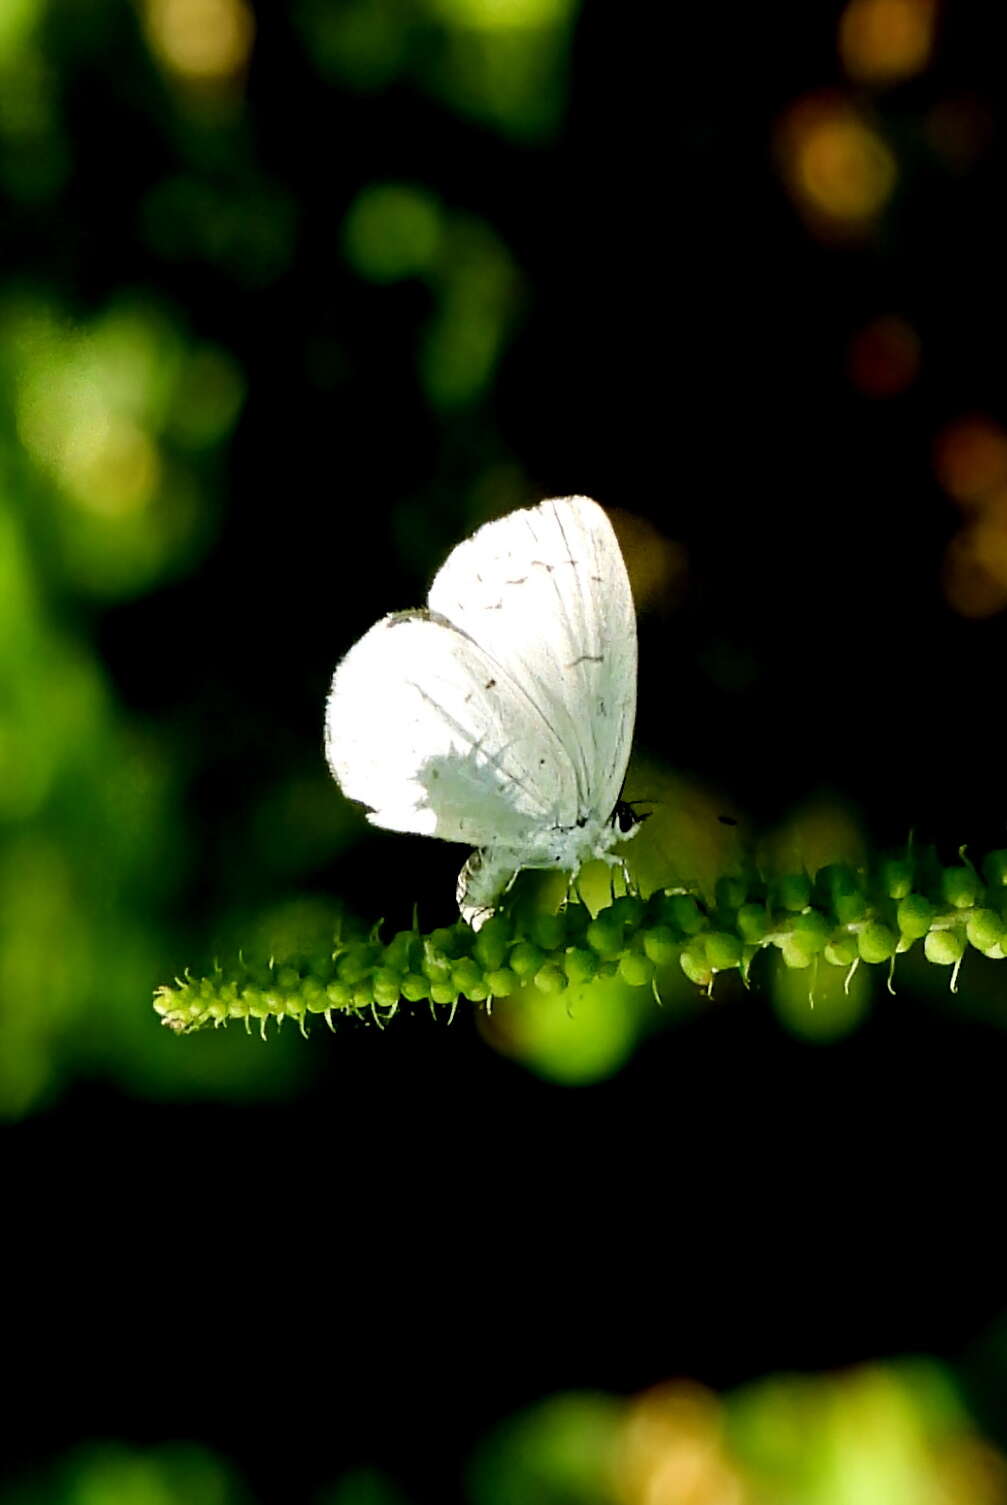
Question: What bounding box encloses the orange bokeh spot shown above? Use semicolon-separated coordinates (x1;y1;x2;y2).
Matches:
614;1383;748;1505
777;96;896;236
839;0;937;85
943;515;1007;618
847;315;920;397
934;416;1007;508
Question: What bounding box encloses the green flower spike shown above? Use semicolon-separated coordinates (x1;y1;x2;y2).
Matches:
153;844;1007;1036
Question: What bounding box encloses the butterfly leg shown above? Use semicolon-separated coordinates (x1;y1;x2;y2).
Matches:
457;848;520;930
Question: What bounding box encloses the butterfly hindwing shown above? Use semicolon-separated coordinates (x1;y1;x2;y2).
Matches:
325;610;579;846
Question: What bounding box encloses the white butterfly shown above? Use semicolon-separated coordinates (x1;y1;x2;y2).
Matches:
324;495;639;927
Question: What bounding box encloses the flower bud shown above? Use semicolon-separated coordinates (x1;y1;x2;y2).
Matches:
857;922;896;964
924;929;965;966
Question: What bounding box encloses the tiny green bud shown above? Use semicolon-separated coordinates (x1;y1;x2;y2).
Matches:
619;952;655;987
834;891;868;925
781;937;814;969
563;947;599;984
301;977;325;1009
791;910;831;951
680;939;714;987
485;968;518;997
941;865;983;909
308;956;334;985
585;916;624;958
774;873;811;912
510;942;546;977
924;929;965;966
337;952;371;986
372;967;402;1006
236;984;259;1015
610;895;646;929
451;958;483;996
642;924;678;966
352;980;374;1008
384;931;416;971
401;972;430;1002
897;893;936;940
534;962;567;994
737;904;769;944
662;893;706;936
857;922;896;964
473;918;509;972
877;857;913;900
326;980;354;1009
966;908;1003;952
824;933;859;967
982;849;1007;888
532;912;566;951
429;926;460;958
228;990;249;1019
704;931;742;970
429;981;456;1006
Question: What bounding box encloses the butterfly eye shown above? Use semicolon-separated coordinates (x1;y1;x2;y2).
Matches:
613;800;643;834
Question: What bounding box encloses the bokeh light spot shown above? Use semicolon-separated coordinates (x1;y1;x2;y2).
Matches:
342;183;443;283
426;0;575;30
778;97;897;235
839;0;937;86
143;0;255;83
480;972;648;1085
942;508;1007;619
615;1382;746;1505
934;415;1007;508
420;216;519;408
772;947;872;1042
62;412;162;518
847;315;920;397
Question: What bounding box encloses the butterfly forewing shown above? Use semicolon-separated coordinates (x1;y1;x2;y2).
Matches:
426;496;636;825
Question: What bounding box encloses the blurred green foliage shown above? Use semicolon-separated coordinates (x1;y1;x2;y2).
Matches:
468;1362;1007;1504
1;1442;250;1505
0;0;565;1117
0;289;314;1117
343;182;521;408
296;0;580;140
8;1358;1006;1504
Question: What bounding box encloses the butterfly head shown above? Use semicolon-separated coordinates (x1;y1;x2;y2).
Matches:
611;799;651;840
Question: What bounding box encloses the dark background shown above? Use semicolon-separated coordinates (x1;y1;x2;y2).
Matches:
4;0;1007;1498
